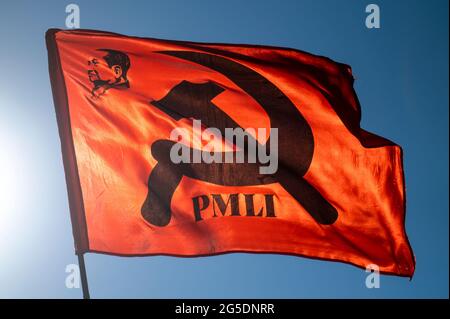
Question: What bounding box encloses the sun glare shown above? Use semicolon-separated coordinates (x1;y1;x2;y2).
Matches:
0;155;16;214
0;136;20;243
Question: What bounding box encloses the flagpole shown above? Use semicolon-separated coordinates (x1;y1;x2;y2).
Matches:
77;253;90;299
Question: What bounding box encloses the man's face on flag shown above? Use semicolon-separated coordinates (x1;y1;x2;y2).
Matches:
88;55;117;85
87;49;130;97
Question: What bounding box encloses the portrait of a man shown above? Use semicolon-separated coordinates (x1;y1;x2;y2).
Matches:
87;49;131;97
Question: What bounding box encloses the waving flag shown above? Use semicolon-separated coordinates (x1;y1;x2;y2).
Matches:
46;29;414;277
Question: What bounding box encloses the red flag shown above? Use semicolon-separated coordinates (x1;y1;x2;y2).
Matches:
46;29;414;277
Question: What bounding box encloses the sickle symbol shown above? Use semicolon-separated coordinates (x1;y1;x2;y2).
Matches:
141;51;338;226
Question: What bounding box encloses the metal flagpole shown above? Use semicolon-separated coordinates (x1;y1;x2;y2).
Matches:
77;253;91;299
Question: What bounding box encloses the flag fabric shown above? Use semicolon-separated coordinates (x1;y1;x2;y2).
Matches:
46;29;414;277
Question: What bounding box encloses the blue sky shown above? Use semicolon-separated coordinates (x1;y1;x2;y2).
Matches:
0;0;448;298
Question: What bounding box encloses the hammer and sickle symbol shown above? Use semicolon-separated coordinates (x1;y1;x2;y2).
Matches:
141;50;338;226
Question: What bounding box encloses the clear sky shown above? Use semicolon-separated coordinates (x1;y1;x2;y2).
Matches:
0;0;448;298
